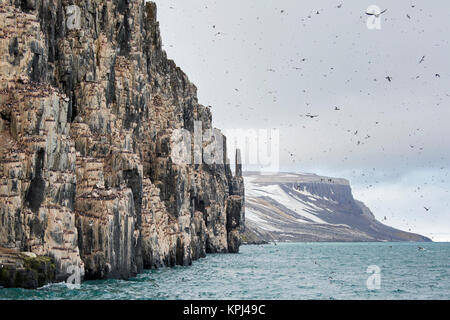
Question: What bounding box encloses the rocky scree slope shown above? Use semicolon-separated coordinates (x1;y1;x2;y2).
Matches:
0;0;244;288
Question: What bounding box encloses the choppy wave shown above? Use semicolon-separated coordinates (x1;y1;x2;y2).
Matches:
0;242;449;300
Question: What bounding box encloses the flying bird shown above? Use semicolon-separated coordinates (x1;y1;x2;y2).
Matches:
419;55;425;64
385;76;392;82
366;8;387;18
424;206;430;212
305;114;319;118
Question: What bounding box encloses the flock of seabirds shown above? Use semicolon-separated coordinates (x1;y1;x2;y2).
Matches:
159;2;446;241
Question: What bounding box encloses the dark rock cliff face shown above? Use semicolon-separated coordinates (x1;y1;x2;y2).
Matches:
0;0;244;288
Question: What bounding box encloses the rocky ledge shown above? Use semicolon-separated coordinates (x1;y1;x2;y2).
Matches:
0;247;56;289
0;0;244;288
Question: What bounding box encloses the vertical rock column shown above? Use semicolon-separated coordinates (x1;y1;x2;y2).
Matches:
226;149;244;253
0;2;84;283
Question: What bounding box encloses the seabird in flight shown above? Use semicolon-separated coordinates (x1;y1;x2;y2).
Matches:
366;8;387;18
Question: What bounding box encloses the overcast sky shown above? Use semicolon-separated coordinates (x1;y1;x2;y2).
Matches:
153;0;450;241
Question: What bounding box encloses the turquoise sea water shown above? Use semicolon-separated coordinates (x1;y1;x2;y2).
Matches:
0;242;449;300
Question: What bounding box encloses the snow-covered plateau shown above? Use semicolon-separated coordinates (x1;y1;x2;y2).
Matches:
242;172;431;243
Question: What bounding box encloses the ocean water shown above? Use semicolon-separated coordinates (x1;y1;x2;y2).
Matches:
0;242;449;300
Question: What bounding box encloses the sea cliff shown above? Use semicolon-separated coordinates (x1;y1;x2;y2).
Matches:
0;0;244;288
243;172;431;243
